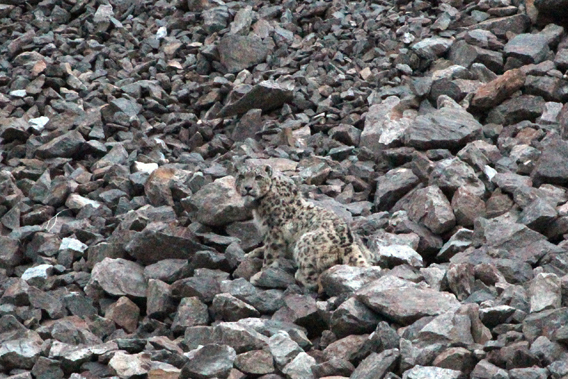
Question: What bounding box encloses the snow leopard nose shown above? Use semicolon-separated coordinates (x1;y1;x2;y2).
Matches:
244;185;253;192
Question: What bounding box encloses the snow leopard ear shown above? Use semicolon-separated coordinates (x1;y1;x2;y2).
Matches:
264;165;273;177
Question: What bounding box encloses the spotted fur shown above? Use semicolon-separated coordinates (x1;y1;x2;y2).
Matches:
235;164;371;290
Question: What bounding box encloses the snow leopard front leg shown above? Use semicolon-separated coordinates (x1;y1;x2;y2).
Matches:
263;230;289;268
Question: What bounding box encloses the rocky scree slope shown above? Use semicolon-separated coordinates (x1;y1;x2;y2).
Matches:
1;0;568;378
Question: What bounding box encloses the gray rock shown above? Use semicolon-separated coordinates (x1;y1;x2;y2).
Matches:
529;336;566;365
213;322;269;353
323;334;369;362
473;14;530;37
125;224;208;264
63;293;97;318
438;228;473;261
0;335;43;369
522;307;568;342
518;198;558;232
211;293;260;321
172;297;209;333
374;168;420;211
509;368;548;379
237;318;310;350
87;258;147;298
0;235;23;269
429;158;486;198
446;263;475;301
146;279;176;318
181;344;236;379
281;352;316;379
35;130;85;159
504;33;550;65
202;6;229;34
529;273;561;313
219;80;293;117
479;305;516;328
486;95;545;125
234;350;274;375
144;259;190;284
412;37;454;58
357;277;460;325
171;276;221;303
531;136;568;187
320;265;383;297
31;357;64;379
451;187;486;227
312;357;355;378
249;267;296;289
330;297;382;338
360;96;415;152
405;185;456;234
403;366;463;379
473;218;561;265
109;352;152;378
268;331;303;370
351;349;400;379
403;104;482;150
27;286;66;319
218;34;269;73
183;176;251;227
375;245;423;269
433;347;476;374
471;360;509;379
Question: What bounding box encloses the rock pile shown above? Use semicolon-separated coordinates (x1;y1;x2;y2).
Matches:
1;0;568;378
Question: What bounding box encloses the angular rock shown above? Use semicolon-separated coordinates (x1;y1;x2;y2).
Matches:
218;34;268;73
172;297;209;333
330;297;382;338
486;95;545;125
268;331;303;370
211;293;260;322
403;366;463;379
451;187;486;228
360;96;415;152
87;258;147;298
35;130;85;159
518;198;558;232
183;176;251;227
504;34;550;65
181;344;236;379
531;136;568;186
357;278;460;325
429;158;486;198
405;185;456;234
219;80;293;117
472;68;526;109
374;168;420;211
320;265;383;297
105;296;140;333
375;245;423;269
281;352;316;379
234;350;274;375
125;224;208;264
471;360;508;379
109;352;152;378
529;273;561;313
404;103;482;150
522;307;568;342
351;348;400;379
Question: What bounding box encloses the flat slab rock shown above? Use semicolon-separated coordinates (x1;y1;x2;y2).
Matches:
87;258;147;298
356;276;460;325
403;105;482;150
